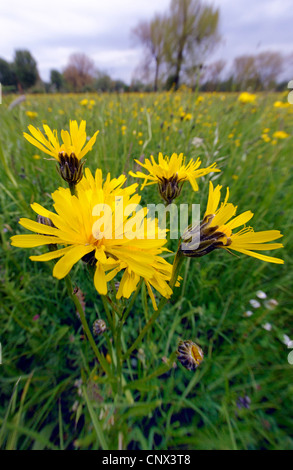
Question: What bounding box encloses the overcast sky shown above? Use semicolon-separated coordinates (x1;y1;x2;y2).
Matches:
0;0;292;84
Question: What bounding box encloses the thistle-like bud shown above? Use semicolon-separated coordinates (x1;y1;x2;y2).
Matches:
56;152;85;185
179;214;232;258
93;319;107;336
177;340;204;371
158;175;183;204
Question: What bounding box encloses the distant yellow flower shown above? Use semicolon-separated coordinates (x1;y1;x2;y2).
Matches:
238;92;257;104
272;131;290;139
25;111;38;119
80;99;88;106
10;169;174;308
129;152;220;204
181;181;284;264
273;101;290;109
32;154;41;160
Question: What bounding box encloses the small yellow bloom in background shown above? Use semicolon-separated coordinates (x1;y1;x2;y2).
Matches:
183;113;192;121
238;92;257;104
228;133;234;139
48;107;52;112
232;174;238;180
180;181;284;264
271;139;277;146
272;131;290;139
32;154;41;160
89;99;96;106
261;134;271;143
273;101;290;109
196;96;204;105
80;99;88;106
129;152;220;204
138;140;143;145
25;111;38;119
263;128;270;133
121;125;127;135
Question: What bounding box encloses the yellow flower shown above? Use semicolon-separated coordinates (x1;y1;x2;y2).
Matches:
10;169;174;309
272;131;290;139
273;101;290;109
25;111;38;119
129;152;220;204
80;99;88;106
238;92;257;104
181;181;284;264
23;120;99;162
32;154;41;160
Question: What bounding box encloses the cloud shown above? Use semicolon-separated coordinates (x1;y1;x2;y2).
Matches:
0;0;292;84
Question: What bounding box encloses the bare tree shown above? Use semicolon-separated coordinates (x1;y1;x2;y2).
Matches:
200;59;226;90
132;14;167;91
255;51;283;89
164;0;220;89
63;53;95;92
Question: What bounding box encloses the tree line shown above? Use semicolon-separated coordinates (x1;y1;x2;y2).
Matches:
0;0;291;94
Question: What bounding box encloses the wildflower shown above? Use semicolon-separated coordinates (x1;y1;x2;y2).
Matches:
23;120;99;185
249;299;261;308
80;99;88;106
282;334;292;347
129;152;220;204
262;322;272;331
180;181;284;264
244;310;253;317
10;169;174;309
272;131;290;139
238;92;257;104
25;111;38;119
236;395;251;409
177;340;204;371
33;154;41;160
273;101;290;109
256;290;267;299
264;298;278;310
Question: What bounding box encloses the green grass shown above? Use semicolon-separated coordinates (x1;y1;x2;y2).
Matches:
0;90;293;450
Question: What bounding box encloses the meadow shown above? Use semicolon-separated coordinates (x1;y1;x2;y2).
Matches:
0;89;292;450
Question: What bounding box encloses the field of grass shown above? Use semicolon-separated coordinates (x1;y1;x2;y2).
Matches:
0;90;293;450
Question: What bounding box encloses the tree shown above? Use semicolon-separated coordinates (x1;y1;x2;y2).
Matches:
132;14;167;91
200;59;226;91
13;50;39;90
0;58;17;88
63;53;95;92
255;51;283;90
164;0;220;89
50;69;64;91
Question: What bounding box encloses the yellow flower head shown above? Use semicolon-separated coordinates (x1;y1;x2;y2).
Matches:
25;111;38;119
272;131;290;139
238;92;257;104
11;169;174;309
181;181;284;264
129;152;220;204
23;120;99;162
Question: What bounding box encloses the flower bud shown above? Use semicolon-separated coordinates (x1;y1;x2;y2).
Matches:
180;213;231;257
158;175;183;204
56;152;85;185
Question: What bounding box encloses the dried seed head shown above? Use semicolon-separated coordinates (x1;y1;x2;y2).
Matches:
177;340;204;371
93;319;107;336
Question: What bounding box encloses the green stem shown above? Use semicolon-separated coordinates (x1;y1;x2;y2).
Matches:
65;275;112;378
122;251;184;361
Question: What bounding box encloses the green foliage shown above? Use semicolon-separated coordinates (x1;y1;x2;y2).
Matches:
13;49;39;90
0;90;292;450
